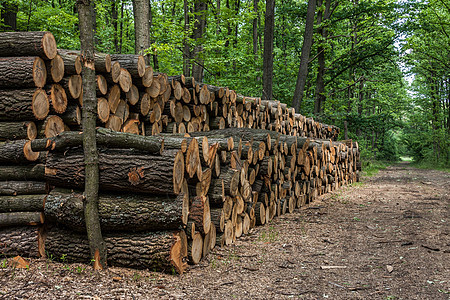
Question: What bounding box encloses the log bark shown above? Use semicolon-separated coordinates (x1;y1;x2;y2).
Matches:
0;56;47;88
188;196;211;235
0;164;44;181
0;226;40;257
0;212;44;227
45;148;185;196
110;54;146;77
0;31;57;60
31;128;163;153
0;88;49;121
44;227;188;273
45;189;185;232
0;121;37;141
0;194;46;212
0;139;40;164
0;181;47;195
47;54;64;83
58;49;82;75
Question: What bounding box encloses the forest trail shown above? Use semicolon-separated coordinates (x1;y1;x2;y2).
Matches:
1;163;449;299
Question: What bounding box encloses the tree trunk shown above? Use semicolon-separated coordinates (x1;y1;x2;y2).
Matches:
0;88;49;121
0;139;40;164
44;148;185;196
0;56;47;88
1;2;17;31
292;0;316;112
0;31;57;60
262;0;274;100
0;164;45;181
77;0;106;270
183;0;190;77
191;0;207;83
0;226;40;257
0;212;44;227
45;189;185;233
45;227;188;274
0;181;47;195
31;128;163;153
314;0;330;115
0;194;46;212
0;121;37;141
132;0;151;65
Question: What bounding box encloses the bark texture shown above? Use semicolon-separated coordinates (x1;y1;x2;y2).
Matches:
45;189;184;232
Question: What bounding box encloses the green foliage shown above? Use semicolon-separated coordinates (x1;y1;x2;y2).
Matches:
1;0;447;165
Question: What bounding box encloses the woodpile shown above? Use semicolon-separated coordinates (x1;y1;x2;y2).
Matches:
0;31;360;274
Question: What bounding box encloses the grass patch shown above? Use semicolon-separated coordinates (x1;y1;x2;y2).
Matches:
361;160;389;177
410;161;450;173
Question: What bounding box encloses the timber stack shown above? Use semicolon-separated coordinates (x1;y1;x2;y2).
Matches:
0;31;360;274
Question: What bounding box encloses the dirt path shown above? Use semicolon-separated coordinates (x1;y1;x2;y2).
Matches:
1;163;449;299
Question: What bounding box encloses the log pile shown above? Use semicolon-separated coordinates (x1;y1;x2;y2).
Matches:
0;31;360;274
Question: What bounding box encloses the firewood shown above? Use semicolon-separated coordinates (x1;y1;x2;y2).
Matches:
45;227;188;274
0;31;57;59
45;189;186;232
0;181;47;195
0;56;47;88
0;212;44;227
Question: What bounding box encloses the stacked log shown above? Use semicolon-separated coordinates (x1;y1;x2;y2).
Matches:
0;32;57;258
0;31;360;274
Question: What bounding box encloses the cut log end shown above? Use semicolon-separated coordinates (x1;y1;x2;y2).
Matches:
32;89;50;120
50;54;64;82
23;140;40;162
173;150;185;194
33;57;47;88
42;32;58;60
50;84;68;114
170;231;188;274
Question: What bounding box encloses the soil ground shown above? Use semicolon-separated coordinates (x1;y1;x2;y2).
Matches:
1;162;449;299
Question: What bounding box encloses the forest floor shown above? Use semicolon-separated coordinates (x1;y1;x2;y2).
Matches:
1;162;449;300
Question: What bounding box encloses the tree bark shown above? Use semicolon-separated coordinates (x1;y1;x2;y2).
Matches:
262;0;274;100
0;226;40;257
0;164;45;181
0;56;47;88
0;89;49;121
292;0;316;112
0;194;46;212
45;148;185;196
314;0;330;115
0;31;57;60
183;0;191;77
44;227;188;273
0;139;40;164
45;189;185;233
191;0;207;82
132;0;151;65
77;0;106;270
0;181;47;195
0;121;37;141
0;212;44;227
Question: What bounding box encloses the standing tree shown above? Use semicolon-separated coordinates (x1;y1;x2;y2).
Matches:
191;0;207;82
77;0;106;269
292;0;316;112
132;0;151;64
262;0;274;99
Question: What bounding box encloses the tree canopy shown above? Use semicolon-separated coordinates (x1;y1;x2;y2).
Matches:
1;0;448;166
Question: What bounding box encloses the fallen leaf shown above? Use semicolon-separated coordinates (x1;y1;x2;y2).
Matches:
10;256;29;269
387;265;393;273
